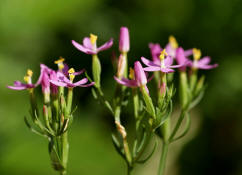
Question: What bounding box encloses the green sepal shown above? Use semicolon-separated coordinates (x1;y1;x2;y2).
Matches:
141;86;156;119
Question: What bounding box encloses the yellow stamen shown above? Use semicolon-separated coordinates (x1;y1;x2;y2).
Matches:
54;57;65;70
193;48;201;60
68;68;75;82
129;68;134;80
24;76;30;83
24;69;33;83
169;35;178;49
159;49;168;60
27;69;33;77
54;57;65;64
90;33;97;45
68;68;75;74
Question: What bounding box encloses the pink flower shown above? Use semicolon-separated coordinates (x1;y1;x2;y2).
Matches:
188;56;218;70
142;49;181;73
114;61;149;93
119;27;130;52
7;69;35;90
35;64;53;94
72;34;113;55
50;68;94;88
175;47;190;71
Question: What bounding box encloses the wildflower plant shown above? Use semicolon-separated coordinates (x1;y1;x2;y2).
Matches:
8;26;217;175
7;58;94;175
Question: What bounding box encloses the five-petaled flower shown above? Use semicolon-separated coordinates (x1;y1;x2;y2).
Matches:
142;49;181;73
72;34;113;55
187;48;218;70
7;69;35;90
50;68;94;88
114;61;149;93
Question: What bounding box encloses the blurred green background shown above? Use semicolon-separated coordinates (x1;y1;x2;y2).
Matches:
0;0;242;174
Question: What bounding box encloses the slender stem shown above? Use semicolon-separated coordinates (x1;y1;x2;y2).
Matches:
66;88;73;115
179;72;188;108
61;131;69;173
158;143;169;175
127;166;133;175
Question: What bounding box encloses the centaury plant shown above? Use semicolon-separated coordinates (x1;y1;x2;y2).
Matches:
7;26;218;175
7;59;94;175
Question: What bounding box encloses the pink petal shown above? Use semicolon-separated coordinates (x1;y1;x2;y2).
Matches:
164;56;173;66
78;82;95;87
141;57;160;67
198;64;218;70
114;76;138;87
97;38;113;52
73;78;88;86
83;37;93;50
72;40;95;54
161;68;175;73
184;49;193;57
7;85;27;90
143;66;161;72
73;69;85;76
198;56;211;65
49;80;67;87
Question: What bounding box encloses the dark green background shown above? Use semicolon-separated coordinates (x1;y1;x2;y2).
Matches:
0;0;242;174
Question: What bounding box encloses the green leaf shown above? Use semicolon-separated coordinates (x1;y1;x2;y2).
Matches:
171;113;191;142
136;139;157;164
24;117;48;138
189;88;205;110
111;134;126;160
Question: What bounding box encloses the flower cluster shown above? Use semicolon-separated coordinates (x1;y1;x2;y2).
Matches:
7;57;93;174
8;26;217;175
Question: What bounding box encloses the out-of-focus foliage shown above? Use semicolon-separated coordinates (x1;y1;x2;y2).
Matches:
0;0;242;174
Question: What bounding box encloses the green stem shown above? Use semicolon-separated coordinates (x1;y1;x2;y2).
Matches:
190;70;197;93
127;166;133;175
158;143;169;175
179;72;188;109
66;88;73;115
61;131;69;174
92;54;101;88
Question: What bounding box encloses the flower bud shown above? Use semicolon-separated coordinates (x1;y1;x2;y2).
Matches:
134;61;147;86
119;27;130;53
117;54;127;78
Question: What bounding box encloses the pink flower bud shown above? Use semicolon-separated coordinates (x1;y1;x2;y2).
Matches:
134;61;147;86
119;27;130;52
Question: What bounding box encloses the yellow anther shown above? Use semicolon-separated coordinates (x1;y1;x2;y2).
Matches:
27;69;33;77
54;57;65;70
68;68;75;74
54;57;65;64
68;68;75;82
193;48;201;60
90;33;97;45
159;49;168;60
129;68;134;80
24;76;30;83
169;35;178;49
